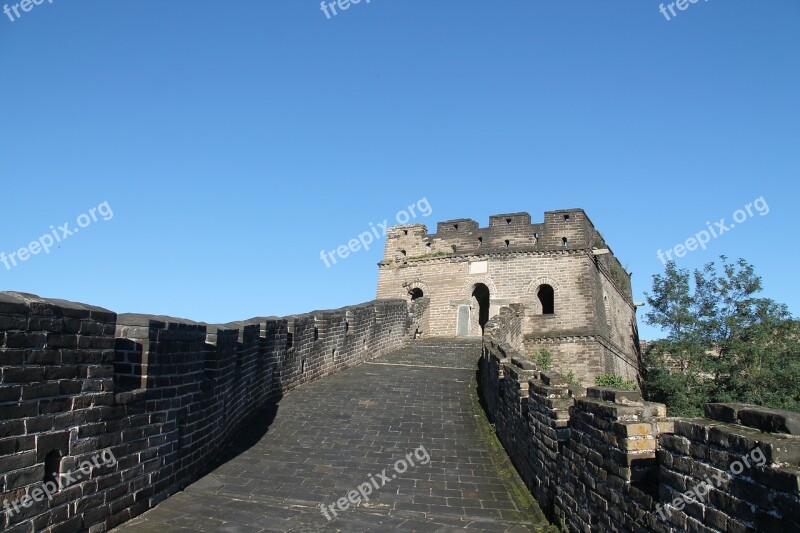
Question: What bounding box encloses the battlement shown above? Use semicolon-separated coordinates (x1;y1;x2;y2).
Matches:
2;287;795;532
381;209;603;263
479;312;800;531
0;292;413;532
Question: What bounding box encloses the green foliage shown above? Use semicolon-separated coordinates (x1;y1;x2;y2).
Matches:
564;371;582;387
592;232;608;250
595;373;638;391
643;256;800;416
533;348;552;371
407;251;448;261
607;260;632;295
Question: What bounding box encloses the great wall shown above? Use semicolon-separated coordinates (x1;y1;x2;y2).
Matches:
1;210;797;532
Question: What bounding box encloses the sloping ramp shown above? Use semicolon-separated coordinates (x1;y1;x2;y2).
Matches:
113;339;551;532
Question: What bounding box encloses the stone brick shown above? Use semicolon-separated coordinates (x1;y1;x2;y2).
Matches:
0;291;414;533
738;406;800;435
376;210;640;385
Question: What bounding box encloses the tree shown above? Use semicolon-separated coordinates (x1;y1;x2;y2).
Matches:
643;256;799;416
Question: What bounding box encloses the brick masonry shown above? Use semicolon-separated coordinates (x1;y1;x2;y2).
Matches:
376;209;640;383
0;292;412;533
478;308;800;532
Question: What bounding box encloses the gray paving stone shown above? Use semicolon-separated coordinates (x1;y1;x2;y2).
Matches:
112;340;550;532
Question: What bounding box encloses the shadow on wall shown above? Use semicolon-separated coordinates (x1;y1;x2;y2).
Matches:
202;399;281;474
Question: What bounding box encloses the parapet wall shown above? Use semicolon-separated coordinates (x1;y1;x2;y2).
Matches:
381;209;602;260
479;317;800;531
483;303;524;354
0;292;411;533
379;210;632;298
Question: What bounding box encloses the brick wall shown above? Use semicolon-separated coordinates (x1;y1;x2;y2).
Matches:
0;292;411;533
0;293;117;533
658;405;800;532
376;209;639;382
484;303;524;354
479;322;800;532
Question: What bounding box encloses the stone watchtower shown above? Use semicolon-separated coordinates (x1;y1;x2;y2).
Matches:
376;209;640;382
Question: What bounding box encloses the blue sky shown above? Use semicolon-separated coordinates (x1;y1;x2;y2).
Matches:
0;1;797;341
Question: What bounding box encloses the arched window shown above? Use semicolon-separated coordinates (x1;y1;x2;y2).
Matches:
538;284;555;315
409;288;424;301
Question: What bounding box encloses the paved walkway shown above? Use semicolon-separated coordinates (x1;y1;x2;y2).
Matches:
113;339;551;532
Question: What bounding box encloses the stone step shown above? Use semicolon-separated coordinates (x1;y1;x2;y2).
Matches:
375;338;484;368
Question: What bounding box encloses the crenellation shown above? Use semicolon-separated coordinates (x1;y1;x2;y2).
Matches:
479;312;800;532
435;218;479;235
0;292;412;533
488;212;532;227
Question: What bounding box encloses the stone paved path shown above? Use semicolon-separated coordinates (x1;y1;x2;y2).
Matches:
113;339;551;532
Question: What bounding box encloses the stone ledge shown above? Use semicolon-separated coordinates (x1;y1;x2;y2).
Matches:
588;386;642;405
574;397;666;421
115;389;148;405
706;403;800;435
0;292;116;322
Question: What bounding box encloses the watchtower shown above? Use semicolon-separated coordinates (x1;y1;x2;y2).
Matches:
376;209;640;381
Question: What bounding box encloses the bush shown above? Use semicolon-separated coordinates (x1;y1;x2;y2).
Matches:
595;373;638;391
533;348;552;371
564;371;582;387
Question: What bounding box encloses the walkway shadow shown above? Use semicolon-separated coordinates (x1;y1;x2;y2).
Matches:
197;393;283;477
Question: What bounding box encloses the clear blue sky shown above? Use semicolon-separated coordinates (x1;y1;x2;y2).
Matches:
1;1;797;341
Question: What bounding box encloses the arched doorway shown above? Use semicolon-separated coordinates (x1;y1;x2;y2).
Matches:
472;283;490;335
405;283;430;339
